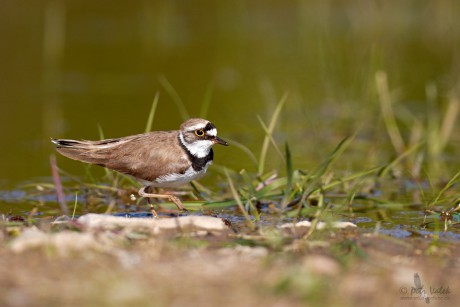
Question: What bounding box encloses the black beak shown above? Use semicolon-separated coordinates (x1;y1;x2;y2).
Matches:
214;136;229;146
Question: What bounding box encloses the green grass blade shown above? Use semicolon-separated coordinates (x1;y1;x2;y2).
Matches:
158;75;189;120
72;192;78;219
285;142;293;188
429;170;460;207
257;115;285;163
225;139;259;170
440;93;459;151
240;169;257;196
258;92;288;176
312;135;354;180
304;191;325;238
200;82;214;118
145;92;159;133
97;123;105;140
256;177;288;197
202;199;237;209
280;142;294;209
375;70;405;155
377;142;424;178
297;135;355;212
322;166;381;190
225;168;255;229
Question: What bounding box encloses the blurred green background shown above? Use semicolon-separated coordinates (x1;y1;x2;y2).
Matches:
1;0;459;189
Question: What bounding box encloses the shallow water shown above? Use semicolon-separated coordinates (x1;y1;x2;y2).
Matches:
2;186;459;241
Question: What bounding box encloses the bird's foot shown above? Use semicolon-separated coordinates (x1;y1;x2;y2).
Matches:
138;186;187;212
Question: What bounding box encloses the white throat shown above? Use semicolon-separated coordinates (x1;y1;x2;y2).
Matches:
179;132;213;158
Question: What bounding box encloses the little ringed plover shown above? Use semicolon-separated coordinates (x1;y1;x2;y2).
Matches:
51;118;228;212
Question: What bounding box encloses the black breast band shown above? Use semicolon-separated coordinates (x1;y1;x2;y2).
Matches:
178;135;214;171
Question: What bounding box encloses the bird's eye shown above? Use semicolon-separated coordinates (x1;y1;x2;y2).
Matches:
195;129;205;137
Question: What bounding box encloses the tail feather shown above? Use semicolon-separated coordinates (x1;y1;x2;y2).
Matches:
51;138;112;165
51;138;87;148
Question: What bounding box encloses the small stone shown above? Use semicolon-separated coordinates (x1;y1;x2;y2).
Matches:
77;214;230;235
9;227;104;255
281;220;357;230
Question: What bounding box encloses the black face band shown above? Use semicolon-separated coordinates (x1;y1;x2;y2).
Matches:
204;122;216;132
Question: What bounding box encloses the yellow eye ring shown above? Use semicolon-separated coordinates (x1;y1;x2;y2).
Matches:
195;129;205;137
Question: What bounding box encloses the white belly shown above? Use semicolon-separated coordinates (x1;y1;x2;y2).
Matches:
150;161;212;188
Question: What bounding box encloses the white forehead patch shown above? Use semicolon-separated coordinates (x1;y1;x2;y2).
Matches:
206;128;217;137
186;124;207;132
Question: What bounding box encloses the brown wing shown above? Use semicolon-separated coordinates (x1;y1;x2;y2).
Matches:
104;131;192;181
54;131;190;181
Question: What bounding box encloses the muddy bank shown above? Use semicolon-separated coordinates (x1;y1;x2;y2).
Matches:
1;214;459;306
